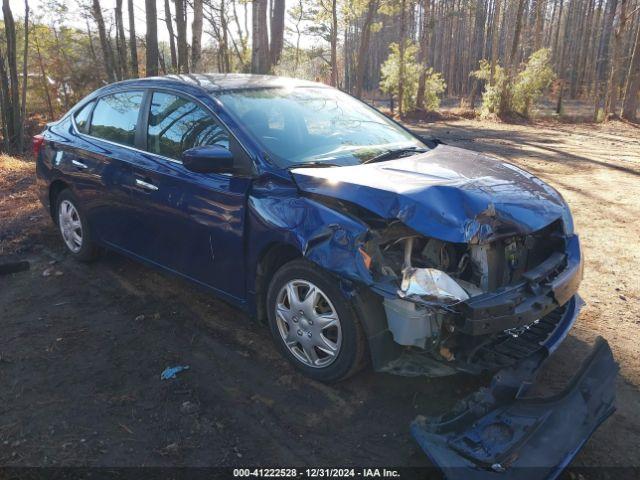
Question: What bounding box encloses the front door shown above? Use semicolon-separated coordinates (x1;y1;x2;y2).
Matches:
125;90;251;301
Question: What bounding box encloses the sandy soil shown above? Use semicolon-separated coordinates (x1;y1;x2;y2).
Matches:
1;119;639;471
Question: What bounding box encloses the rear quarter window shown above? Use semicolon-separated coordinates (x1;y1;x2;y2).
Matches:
89;91;143;147
74;101;94;134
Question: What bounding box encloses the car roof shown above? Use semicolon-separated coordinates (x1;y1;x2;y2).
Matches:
103;73;327;93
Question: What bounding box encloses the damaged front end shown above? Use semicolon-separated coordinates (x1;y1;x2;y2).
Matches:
287;146;616;476
359;218;583;378
290;147;585;377
362;222;618;478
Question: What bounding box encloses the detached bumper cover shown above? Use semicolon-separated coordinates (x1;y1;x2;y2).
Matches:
411;337;617;480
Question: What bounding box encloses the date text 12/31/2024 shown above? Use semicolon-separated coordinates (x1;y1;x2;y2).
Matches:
233;469;401;478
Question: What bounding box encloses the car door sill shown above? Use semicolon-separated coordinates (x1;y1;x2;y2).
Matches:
100;240;247;308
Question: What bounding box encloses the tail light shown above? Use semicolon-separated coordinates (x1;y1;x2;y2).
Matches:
32;134;45;159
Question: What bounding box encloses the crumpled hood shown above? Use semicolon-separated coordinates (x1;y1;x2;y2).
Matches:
291;145;569;244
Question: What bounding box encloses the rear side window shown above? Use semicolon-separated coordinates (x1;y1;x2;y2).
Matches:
147;91;229;160
74;101;94;134
90;91;143;147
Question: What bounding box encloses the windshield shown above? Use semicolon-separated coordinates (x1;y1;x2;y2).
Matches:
215;86;426;167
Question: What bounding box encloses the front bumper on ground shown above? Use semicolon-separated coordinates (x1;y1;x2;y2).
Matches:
411;337;618;479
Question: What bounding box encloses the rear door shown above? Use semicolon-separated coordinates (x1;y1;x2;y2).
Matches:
71;90;146;248
125;90;252;300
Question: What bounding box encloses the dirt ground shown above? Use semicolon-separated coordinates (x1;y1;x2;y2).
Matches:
1;118;639;472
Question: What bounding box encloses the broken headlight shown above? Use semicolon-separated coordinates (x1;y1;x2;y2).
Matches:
399;267;469;303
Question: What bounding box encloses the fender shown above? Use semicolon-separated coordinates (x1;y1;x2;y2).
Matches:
245;171;379;320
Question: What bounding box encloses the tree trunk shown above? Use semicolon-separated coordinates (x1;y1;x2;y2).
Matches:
398;0;407;116
231;0;248;70
534;0;546;50
499;0;527;115
1;0;20;152
594;0;618;119
270;0;285;66
145;0;159;76
86;19;99;66
622;19;640;121
330;0;338;86
162;0;177;71
416;0;431;109
355;0;378;98
0;52;11;152
220;0;231;72
174;0;189;73
586;0;604;98
92;0;117;82
115;0;129;78
34;34;54;120
251;0;270;73
127;0;139;77
489;0;502;85
604;0;628;118
19;0;29;153
467;0;487;108
192;0;203;71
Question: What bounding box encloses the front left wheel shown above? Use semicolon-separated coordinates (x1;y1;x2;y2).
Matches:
266;259;367;383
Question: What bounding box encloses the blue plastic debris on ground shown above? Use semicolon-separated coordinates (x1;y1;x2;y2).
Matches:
160;365;190;380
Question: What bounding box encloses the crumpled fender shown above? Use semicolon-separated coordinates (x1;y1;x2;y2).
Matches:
245;173;375;301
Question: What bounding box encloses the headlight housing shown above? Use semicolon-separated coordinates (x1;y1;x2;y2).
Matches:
399;267;470;303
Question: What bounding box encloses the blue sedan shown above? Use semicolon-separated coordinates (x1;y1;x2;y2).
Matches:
35;74;616;475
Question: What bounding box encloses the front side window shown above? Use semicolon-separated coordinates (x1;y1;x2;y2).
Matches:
147;92;229;160
74;101;94;134
89;91;143;147
215;87;425;167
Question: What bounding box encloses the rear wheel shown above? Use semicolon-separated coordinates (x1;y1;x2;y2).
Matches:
266;259;367;382
55;190;98;262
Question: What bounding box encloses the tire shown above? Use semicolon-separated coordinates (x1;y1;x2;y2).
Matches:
266;259;367;383
55;189;99;262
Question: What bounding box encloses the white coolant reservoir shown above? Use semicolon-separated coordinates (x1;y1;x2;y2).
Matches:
383;298;438;348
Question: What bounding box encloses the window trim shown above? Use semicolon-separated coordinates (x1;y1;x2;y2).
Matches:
70;86;257;175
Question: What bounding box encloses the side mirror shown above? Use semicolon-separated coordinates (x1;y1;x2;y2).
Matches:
182;145;234;174
420;137;445;149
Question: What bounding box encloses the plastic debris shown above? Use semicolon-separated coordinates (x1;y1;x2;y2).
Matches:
160;365;190;380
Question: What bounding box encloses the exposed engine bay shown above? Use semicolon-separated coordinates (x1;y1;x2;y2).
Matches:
359;219;573;373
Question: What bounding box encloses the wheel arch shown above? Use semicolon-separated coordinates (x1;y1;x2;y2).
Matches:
49;180;70;222
254;242;302;324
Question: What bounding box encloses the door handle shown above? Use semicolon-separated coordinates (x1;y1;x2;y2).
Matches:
135;178;159;191
72;159;87;169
